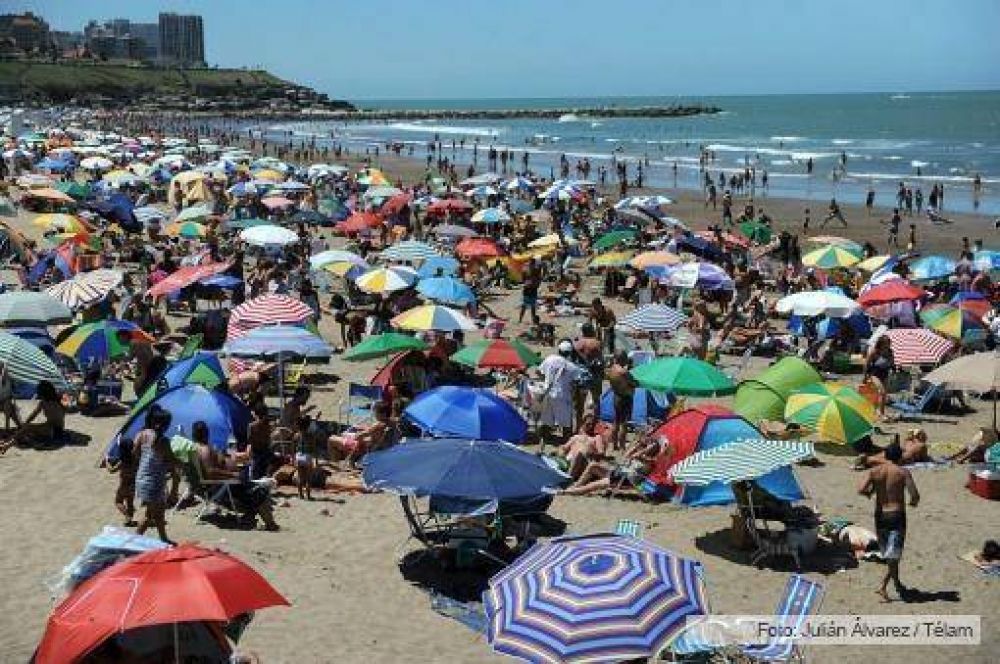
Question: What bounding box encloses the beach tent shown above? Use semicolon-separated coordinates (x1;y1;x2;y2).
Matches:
733;356;821;425
646;405;804;506
131;352;227;414
167;171;209;207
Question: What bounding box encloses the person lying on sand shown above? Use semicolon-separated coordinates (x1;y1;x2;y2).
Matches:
0;380;66;453
561;435;666;496
552;413;609;480
856;429;931;469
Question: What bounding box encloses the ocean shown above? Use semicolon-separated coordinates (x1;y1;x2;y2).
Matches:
256;91;1000;214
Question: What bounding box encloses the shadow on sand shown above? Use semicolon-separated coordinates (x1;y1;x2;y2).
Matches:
694;526;860;575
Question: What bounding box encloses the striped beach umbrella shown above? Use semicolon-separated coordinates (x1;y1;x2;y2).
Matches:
164;221;207;238
45;269;123;311
355;266;418;294
619;304;688;333
343;332;428;362
309;249;367;271
32;213;91;234
919;304;988;344
392;304;476;332
669;438;815;486
589;250;634;268
228;295;314;338
0;331;67;389
223;325;332;363
0;291;72;327
452;338;542;370
806;235;863;252
484;534;708;664
56;320;154;366
631;251;682;269
631;357;735;396
471;207;511;224
380;240;439;262
881;328;954;366
785;382;876;444
801;244;862;269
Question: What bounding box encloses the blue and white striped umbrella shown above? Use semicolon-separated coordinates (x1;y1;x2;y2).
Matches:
619;304;688;333
615;195;675;209
0;331;67;389
471;207;511;224
485;534;708;663
669;438;814;486
380;240;439;262
504;176;535;191
467;185;499;198
222;325;332;363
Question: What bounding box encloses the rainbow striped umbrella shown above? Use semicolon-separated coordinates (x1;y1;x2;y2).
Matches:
391;304;476;332
919;304;988;344
452;338;541;370
55;320;154;366
485;534;708;663
164;220;207;238
801;244;862;269
785;382;876;444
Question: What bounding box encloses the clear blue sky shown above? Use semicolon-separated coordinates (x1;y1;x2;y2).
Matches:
12;0;1000;100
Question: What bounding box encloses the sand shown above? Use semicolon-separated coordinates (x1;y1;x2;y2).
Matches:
0;153;997;663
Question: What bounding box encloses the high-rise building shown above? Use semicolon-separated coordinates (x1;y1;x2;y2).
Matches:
0;12;51;53
129;22;159;61
158;12;204;66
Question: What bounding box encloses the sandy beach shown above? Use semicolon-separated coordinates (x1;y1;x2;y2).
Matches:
0;136;997;664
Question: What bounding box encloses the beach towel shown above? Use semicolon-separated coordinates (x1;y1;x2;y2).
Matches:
905;459;952;471
429;593;487;633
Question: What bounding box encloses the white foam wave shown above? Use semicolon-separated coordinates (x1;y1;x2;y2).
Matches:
557;114;581;123
771;136;804;142
831;139;854;145
890;94;911;100
387;122;500;137
705;143;838;160
911;160;929;168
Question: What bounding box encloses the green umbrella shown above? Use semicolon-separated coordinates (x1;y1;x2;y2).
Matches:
225;218;272;230
784;381;876;444
0;331;67;389
55;181;91;199
343;332;428;362
738;221;772;244
631;357;735;396
593;229;637;252
452;339;542;370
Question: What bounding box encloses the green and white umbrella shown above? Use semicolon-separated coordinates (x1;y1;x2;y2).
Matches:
0;291;73;327
669;438;814;486
380;240;439;263
0;331;68;389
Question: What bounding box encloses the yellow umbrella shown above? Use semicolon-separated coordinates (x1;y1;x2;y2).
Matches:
857;255;891;272
589;251;634;268
801;244;862;269
785;382;876;444
631;251;682;269
33;213;90;233
168;171;208;207
253;168;285;182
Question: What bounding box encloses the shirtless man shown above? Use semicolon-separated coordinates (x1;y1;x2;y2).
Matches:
606;352;637;451
590;298;617;353
858;444;920;602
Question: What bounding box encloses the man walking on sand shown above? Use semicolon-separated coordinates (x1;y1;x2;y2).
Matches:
858;444;920;602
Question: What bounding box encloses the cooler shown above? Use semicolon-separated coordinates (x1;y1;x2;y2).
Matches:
967;467;1000;500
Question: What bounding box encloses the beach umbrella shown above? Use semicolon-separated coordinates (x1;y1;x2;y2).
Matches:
174;204;212;223
343;332;428;362
417;276;476;305
363;437;564;510
356;168;390;186
309;249;366;271
588;251;634;268
806;235;863;252
801;244;862;269
261;196;296;210
472;207;511;224
504;176;535;191
355;265;418;294
363;185;404;201
56;320;154;366
925;352;1000;427
146;262;230;298
0;291;72;327
593;229;636;252
33;544;288;664
381;239;439;262
164;220;207;238
484;534;707;664
45;269;122;311
239;224;298;247
909;255;956;282
381;192;413;215
32;213;90;234
456;237;504;260
631;357;735;396
509;199;534;214
950;291;992;318
920;304;988;344
392;304;476;332
335;211;383;235
857;255;892;272
403;386;528;443
615;194;674;209
738;220;773;243
54;181;91;199
452;338;541;370
26;187;76;205
102;169;141;187
417;255;460;278
631;250;682;269
227;295;314;345
466;185;498;198
431;223;478;238
0;332;67;389
427;198;473;215
665;262;734;291
857;280;926;307
253;168;285;182
223;325;332;363
775;290;860;318
288;209;328;226
80;156;112;171
223;217;271;231
785;382;876;444
669;438;815;486
133;206;169;226
619;303;688;333
132;352;226;414
880;328;954;366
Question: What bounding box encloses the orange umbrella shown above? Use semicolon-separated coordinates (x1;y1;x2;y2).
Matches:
456;237;505;259
335;211;383;235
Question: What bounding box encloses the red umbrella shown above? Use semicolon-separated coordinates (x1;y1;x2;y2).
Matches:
382;192;412;215
858;280;926;307
335;211;383;235
146;261;230;298
426;198;473;216
371;349;424;388
456;237;504;260
882;328;954;366
34;545;289;664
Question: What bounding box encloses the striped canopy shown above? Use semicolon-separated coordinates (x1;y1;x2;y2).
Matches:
391;304;476;332
355;266;418;294
485;534;707;663
380;240;439;262
801;244;862;269
669;438;814;486
589;251;634;268
223;325;332;363
0;331;67;389
785;382;876;444
227;295;314;341
45;269;123;311
619;304;688;333
0;291;72;326
881;328;953;366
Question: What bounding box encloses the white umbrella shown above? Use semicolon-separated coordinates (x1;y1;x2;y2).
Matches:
309;250;367;270
240;225;299;247
925;352;1000;428
80;156;113;171
354;266;418;294
776;290;860;318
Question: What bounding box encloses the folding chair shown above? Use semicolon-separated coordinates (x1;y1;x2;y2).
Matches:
338;383;382;428
186;459;243;525
282;359;308;393
739;574;825;663
888;382;943;420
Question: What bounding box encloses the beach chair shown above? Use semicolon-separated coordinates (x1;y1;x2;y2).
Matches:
338;383;382;428
747;515;801;571
614;518;643;539
738;574;825;663
888;382;943;420
186;460;243;525
282;359;308;393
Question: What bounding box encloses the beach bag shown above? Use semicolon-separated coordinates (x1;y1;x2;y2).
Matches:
857;378;881;407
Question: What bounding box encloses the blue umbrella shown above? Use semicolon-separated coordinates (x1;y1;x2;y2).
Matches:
417;256;460;278
199;274;243;289
599;387;671;426
404;386;528;443
37;157;72;172
362;437;566;511
416;276;476;305
509;199;535;214
110;385;251;458
223;325;332;363
484;534;708;663
909;255;956;282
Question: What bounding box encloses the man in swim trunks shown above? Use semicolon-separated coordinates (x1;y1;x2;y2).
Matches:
858;443;920;602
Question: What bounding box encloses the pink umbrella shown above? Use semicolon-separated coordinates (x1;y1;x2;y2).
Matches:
261;196;295;209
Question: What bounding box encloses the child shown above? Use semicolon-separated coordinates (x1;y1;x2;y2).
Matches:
109;437;138;526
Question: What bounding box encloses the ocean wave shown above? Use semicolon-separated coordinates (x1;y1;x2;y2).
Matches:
705;143;838;160
831;139;854;145
890;94;911;100
770;159;793;166
771;136;804;142
387;121;500;137
911;160;929;168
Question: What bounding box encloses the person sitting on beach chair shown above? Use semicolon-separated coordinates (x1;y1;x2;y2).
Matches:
948;426;998;464
328;401;392;468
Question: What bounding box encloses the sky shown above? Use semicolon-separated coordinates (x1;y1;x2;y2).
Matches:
12;0;1000;101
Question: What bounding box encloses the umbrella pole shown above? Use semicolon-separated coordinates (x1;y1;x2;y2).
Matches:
174;622;180;664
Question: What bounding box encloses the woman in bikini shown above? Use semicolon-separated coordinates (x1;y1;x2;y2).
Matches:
0;380;66;452
328;401;391;468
